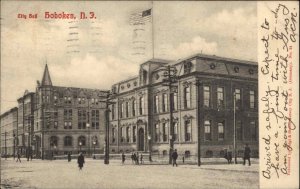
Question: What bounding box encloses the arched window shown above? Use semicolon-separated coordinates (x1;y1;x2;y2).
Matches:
78;136;86;146
50;136;58;147
64;136;72;146
184;120;191;141
184;86;191;109
126;127;131;142
174;122;178;141
112;127;116;143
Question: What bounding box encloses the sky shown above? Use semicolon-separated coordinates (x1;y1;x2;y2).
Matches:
0;1;257;113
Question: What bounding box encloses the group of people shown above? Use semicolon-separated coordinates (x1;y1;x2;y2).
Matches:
15;144;252;170
223;143;251;166
130;152;144;165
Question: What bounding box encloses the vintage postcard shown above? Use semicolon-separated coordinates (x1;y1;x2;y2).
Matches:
0;1;298;189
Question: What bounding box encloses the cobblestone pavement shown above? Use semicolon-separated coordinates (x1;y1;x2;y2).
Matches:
1;158;259;189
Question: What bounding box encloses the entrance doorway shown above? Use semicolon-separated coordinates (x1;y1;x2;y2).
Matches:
138;128;144;151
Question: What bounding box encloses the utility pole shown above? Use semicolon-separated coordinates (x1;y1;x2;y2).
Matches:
233;92;237;164
103;91;116;165
41;104;45;160
195;79;201;166
162;65;177;165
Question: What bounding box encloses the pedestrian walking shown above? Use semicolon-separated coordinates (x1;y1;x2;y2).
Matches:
149;153;152;162
122;152;126;164
224;149;232;164
243;143;251;166
136;152;139;165
140;153;143;164
16;153;21;163
131;153;134;164
77;153;85;170
68;152;72;162
171;149;178;167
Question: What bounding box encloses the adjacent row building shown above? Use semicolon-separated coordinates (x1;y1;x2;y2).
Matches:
1;53;258;160
1;65;108;159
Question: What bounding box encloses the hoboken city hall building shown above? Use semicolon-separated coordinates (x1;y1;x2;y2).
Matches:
108;53;258;159
1;53;258;160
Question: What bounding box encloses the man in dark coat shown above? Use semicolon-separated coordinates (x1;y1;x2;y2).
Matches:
121;152;126;164
16;153;21;163
77;153;85;170
171;149;178;167
68;153;71;162
243;143;251;166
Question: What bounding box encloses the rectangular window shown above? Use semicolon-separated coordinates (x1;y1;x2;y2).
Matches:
125;102;129;118
112;128;116;143
250;90;255;109
139;97;144;115
235;89;241;110
174;122;178;141
250;121;257;141
64;121;72;129
54;96;58;104
204;120;211;141
132;100;136;117
133;126;136;142
126;127;131;142
217;87;224;109
162;123;168;142
121;127;125;143
154;95;159;113
184;86;191;109
185;120;191;141
155;124;159;142
236;120;243;141
173;93;178;111
162;93;168;112
68;97;72;104
91;110;99;129
120;103;124;118
218;122;224;140
203;86;210;107
111;104;115;120
78;110;87;129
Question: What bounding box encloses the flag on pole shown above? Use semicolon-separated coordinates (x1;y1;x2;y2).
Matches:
130;8;152;25
142;9;151;17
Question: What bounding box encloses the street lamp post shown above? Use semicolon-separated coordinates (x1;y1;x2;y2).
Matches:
79;141;82;153
93;140;96;159
86;123;90;157
25;132;30;161
233;92;237;164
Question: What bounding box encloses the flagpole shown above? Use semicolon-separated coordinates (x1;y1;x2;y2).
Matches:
151;1;154;59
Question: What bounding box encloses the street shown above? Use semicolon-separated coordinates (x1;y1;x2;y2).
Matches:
1;158;259;189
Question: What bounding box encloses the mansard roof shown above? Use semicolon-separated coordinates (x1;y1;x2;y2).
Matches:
41;64;52;86
170;53;257;66
51;86;109;98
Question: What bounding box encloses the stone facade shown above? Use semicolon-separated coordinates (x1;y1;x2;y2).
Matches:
108;54;258;158
32;65;108;159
